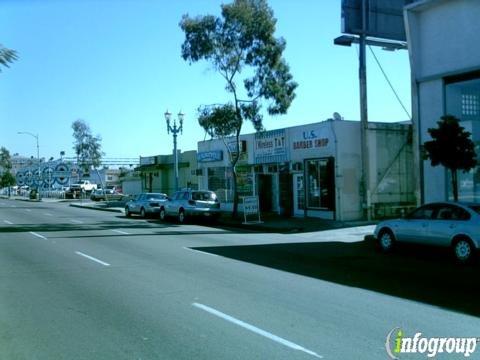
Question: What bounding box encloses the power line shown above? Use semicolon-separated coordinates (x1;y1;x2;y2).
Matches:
368;45;411;120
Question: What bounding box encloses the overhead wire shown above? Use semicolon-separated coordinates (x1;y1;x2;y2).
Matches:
368;45;411;119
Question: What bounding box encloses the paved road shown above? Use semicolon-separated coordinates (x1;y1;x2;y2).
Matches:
0;199;479;359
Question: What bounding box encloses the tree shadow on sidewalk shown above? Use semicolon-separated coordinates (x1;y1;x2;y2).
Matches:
192;238;480;317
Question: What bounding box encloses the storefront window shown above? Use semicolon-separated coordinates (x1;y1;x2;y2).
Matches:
445;73;480;202
305;158;334;210
207;166;253;202
236;166;254;198
207;167;230;202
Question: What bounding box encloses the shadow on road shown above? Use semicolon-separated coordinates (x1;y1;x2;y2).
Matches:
0;218;245;236
192;238;480;317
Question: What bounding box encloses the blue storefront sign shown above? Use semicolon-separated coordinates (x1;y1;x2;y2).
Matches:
197;150;223;163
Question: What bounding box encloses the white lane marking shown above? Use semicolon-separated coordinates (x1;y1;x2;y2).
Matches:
44;213;53;216
3;220;13;225
70;219;83;224
29;232;47;240
183;247;219;257
111;229;130;235
75;251;110;266
10;205;16;208
25;209;32;212
192;303;322;359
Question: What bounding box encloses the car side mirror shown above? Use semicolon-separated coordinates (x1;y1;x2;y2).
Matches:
167;197;172;201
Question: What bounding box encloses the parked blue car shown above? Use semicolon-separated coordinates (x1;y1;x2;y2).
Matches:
374;202;480;263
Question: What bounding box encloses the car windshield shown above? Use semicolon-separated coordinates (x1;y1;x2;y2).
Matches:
192;191;216;201
145;193;165;200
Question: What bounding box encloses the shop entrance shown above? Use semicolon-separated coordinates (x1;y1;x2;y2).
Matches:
258;174;273;212
293;173;305;217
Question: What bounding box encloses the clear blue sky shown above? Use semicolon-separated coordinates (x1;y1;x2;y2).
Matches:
0;0;411;162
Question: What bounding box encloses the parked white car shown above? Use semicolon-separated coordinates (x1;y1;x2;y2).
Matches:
125;193;168;218
374;202;480;263
160;190;220;223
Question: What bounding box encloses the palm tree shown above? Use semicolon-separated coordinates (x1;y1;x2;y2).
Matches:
0;44;18;71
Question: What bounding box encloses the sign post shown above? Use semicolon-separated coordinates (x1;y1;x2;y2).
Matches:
242;196;262;225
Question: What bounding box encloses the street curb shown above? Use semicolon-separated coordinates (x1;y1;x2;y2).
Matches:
217;221;300;233
0;196;40;202
69;203;124;214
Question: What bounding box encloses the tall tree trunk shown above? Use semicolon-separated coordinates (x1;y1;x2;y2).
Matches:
230;124;242;219
451;168;458;202
231;163;239;218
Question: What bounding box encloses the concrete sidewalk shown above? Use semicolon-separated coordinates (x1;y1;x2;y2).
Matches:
68;200;377;234
2;194;377;237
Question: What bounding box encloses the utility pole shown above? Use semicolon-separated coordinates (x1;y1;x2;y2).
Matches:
359;0;371;220
165;111;184;192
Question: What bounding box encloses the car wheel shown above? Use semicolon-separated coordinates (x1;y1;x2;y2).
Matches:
140;207;146;218
378;229;395;253
159;208;166;221
125;206;131;217
452;237;475;264
178;210;185;224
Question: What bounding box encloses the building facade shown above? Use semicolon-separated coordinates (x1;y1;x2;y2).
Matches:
136;150;198;195
198;120;415;221
405;0;480;203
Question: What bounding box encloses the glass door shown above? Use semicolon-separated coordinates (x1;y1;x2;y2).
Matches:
293;173;304;217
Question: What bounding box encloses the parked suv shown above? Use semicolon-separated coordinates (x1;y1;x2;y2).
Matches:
125;193;168;218
160;190;220;223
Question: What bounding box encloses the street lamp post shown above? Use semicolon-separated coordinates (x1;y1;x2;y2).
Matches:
18;131;40;199
164;110;184;192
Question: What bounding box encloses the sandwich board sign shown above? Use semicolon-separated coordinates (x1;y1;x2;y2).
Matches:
242;196;262;224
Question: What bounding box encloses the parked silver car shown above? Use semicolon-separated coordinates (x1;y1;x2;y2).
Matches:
90;187;123;201
374;202;480;263
125;193;168;218
160;190;221;223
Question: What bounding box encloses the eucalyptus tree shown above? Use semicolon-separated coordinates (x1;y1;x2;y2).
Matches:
180;0;297;216
72;119;105;191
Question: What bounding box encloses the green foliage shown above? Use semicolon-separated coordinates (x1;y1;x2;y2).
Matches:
180;0;296;119
198;104;239;139
424;115;477;201
0;147;12;170
180;0;296;216
0;44;18;71
72;119;104;173
0;171;15;188
424;115;477;171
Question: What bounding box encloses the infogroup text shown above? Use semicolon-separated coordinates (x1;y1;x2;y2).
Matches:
385;328;479;359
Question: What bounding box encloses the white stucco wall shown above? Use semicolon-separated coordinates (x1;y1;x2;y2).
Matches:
406;0;480;203
406;0;480;81
332;121;362;221
121;179;142;196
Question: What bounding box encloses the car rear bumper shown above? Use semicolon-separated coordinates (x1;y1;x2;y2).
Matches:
185;208;221;217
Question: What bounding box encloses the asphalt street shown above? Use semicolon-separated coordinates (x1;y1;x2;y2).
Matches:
0;199;479;359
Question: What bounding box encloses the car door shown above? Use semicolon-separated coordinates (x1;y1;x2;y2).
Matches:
132;194;143;213
426;204;471;247
165;192;180;215
396;204;437;244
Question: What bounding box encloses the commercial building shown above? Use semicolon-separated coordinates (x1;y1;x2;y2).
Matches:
135;150;198;195
405;0;480;203
197;119;415;221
